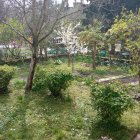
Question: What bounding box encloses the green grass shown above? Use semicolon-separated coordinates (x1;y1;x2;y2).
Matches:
0;82;93;140
0;81;140;140
7;55;131;81
0;59;138;140
75;55;92;64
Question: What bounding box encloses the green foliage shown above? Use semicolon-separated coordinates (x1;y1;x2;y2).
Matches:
0;62;139;140
0;65;15;92
54;59;63;65
33;66;73;97
0;18;24;44
0;19;24;61
91;82;134;126
108;9;140;80
93;69;107;75
83;0;140;26
14;79;26;89
79;21;104;48
46;71;73;97
75;55;92;63
33;66;48;91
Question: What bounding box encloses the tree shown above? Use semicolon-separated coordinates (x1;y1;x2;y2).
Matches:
0;0;5;20
83;0;140;29
55;21;80;70
38;36;53;61
0;0;107;91
105;29;119;64
79;21;103;69
0;19;24;61
0;0;81;91
108;9;140;85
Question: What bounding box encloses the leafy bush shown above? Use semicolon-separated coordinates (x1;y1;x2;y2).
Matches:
91;82;134;125
0;65;15;92
46;71;73;97
33;66;48;91
33;66;73;97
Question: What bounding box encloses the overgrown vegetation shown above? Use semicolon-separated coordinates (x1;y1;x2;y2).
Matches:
0;65;15;92
0;61;139;140
0;78;140;140
1;1;140;139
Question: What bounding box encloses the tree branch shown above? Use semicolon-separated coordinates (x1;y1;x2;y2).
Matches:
1;20;32;45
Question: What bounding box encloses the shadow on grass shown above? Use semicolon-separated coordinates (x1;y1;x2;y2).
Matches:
31;91;74;115
1;91;72;139
93;69;108;76
20;92;76;139
89;121;136;140
0;93;32;140
0;93;10;103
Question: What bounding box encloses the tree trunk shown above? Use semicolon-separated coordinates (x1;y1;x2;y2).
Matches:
25;43;38;92
39;47;43;58
68;52;71;67
92;45;96;69
71;54;74;73
109;44;115;65
0;50;2;61
138;69;140;87
44;47;48;61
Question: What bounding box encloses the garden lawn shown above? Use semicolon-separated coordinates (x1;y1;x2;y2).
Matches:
0;61;139;140
0;81;140;140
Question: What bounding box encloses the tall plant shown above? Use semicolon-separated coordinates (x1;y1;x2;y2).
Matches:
91;82;134;127
0;0;81;91
108;9;140;85
0;19;23;61
79;21;103;69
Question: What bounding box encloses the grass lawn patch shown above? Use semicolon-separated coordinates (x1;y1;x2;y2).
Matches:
0;80;140;140
0;60;139;140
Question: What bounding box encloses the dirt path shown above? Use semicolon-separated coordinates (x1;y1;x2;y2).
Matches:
96;75;139;85
133;134;140;140
119;76;139;85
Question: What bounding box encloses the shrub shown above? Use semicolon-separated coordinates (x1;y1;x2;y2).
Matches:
33;66;48;91
91;82;134;126
33;66;73;97
0;65;15;92
46;71;73;97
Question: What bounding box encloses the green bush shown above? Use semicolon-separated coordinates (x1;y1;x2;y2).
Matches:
0;65;15;92
33;66;48;91
33;66;73;97
46;71;73;97
91;82;134;126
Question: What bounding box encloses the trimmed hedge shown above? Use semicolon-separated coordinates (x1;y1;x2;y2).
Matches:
0;65;15;92
46;71;73;97
33;66;73;97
